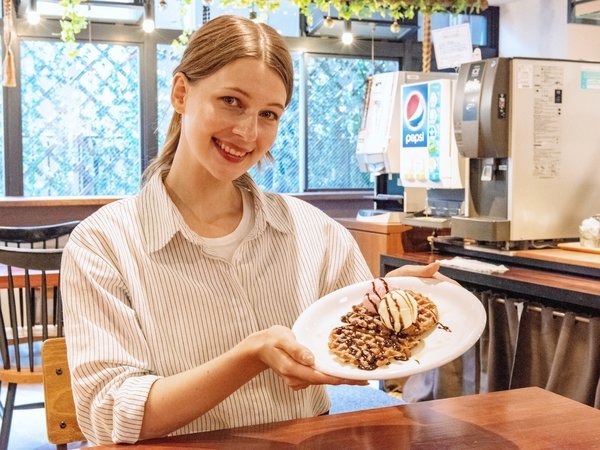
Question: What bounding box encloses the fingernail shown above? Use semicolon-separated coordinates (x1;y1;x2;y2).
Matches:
302;353;314;364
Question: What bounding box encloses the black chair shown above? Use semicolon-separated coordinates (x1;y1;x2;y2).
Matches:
0;221;80;249
0;221;78;372
0;246;65;450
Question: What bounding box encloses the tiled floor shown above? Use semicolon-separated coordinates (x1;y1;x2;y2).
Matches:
2;384;88;450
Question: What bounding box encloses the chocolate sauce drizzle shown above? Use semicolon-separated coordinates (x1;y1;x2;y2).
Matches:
383;290;417;332
436;321;452;332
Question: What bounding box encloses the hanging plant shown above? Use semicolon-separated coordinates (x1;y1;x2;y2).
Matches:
172;0;194;52
58;0;488;56
220;1;489;23
59;0;88;57
222;0;488;72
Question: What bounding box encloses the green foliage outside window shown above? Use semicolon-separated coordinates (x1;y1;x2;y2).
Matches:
20;40;141;196
307;57;398;190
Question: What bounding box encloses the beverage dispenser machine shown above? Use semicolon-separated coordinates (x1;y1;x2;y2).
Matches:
356;71;458;216
452;57;600;246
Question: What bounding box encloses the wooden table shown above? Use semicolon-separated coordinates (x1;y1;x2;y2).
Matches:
95;387;600;449
0;264;59;289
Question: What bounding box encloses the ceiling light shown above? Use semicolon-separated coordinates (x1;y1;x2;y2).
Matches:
143;0;155;32
341;20;353;45
27;0;41;25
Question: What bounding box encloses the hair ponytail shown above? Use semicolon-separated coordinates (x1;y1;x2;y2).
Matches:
142;113;181;184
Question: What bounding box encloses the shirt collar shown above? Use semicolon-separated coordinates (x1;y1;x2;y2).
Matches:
235;174;294;236
137;171;183;253
138;171;293;254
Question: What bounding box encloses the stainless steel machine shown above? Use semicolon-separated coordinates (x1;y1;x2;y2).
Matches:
451;57;600;247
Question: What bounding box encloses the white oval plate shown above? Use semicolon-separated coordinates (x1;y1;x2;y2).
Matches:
292;277;486;380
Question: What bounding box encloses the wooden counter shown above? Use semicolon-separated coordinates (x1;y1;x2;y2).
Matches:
336;218;447;276
514;247;600;269
382;251;600;312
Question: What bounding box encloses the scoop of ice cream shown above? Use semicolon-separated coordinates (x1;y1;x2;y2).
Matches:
378;289;419;333
361;278;393;314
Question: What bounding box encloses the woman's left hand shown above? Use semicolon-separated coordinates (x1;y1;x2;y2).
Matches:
385;262;459;285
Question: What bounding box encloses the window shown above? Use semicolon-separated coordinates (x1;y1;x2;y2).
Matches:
20;40;141;196
156;44;181;150
249;53;301;193
3;9;498;197
306;56;398;190
155;50;396;193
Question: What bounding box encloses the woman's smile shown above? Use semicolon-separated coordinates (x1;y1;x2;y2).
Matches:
213;137;251;163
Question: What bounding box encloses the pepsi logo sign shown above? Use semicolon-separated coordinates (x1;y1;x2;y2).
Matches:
404;91;426;131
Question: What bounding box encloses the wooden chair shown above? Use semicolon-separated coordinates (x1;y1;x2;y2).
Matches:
0;221;80;249
42;338;85;450
0;246;64;450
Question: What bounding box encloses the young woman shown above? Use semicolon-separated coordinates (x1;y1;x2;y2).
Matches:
61;14;446;445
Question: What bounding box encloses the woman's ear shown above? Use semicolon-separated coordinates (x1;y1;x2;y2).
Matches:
171;73;187;114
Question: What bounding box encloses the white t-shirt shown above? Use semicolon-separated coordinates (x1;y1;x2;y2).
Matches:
199;187;254;262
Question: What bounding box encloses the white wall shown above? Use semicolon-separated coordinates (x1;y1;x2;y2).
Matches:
499;0;600;61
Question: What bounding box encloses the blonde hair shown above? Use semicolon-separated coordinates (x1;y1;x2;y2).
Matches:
143;15;294;183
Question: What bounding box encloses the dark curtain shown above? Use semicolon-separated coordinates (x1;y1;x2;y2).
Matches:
402;291;600;408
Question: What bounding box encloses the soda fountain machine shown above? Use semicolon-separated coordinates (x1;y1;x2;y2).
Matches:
451;57;600;249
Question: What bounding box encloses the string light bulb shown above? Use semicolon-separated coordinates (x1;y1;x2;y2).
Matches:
341;20;353;45
143;0;155;32
390;20;400;33
324;2;334;28
27;0;40;25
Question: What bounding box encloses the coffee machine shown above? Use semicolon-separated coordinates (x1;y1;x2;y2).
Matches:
451;57;600;247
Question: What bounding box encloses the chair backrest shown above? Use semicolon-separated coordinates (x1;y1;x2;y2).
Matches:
42;337;85;446
0;246;64;374
0;221;80;249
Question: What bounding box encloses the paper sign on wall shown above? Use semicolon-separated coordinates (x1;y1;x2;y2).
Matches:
431;23;473;70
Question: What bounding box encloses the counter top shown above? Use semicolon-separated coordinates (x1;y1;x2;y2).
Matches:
382;252;600;312
514;247;600;269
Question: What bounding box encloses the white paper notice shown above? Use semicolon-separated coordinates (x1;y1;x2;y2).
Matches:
532;65;564;179
431;23;473;70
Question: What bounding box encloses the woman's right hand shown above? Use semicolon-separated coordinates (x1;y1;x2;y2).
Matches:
246;325;367;391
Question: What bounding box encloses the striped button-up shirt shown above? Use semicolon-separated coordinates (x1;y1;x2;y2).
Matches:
61;172;372;445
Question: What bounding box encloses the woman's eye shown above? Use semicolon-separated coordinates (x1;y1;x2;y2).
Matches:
260;111;279;121
222;96;238;106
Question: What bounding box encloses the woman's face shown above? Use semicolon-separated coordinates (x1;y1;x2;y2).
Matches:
172;57;287;183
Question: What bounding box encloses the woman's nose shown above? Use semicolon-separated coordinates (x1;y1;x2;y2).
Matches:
232;113;258;141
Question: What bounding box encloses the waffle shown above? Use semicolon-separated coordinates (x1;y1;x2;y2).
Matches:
328;289;440;371
400;290;439;337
